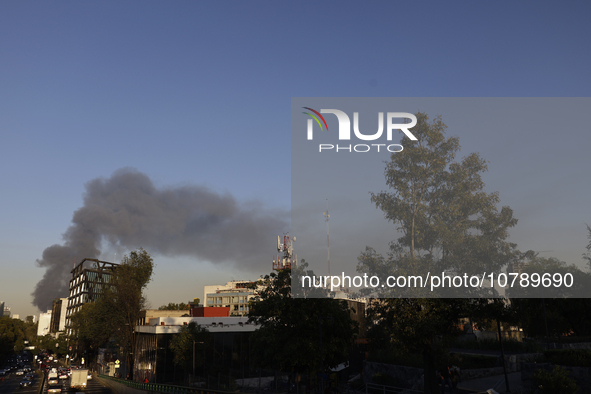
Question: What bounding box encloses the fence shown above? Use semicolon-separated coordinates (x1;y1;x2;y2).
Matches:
98;374;238;394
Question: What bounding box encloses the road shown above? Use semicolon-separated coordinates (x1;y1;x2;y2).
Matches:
0;371;115;394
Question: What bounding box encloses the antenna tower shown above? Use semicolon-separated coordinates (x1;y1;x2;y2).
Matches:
273;233;296;271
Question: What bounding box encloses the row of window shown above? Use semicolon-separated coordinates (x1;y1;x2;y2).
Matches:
207;295;251;304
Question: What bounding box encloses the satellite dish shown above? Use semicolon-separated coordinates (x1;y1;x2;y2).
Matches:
292;236;296;242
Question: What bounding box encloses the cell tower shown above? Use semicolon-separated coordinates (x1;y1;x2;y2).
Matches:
273;234;297;270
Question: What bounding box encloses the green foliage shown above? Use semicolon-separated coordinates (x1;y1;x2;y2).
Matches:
158;302;191;311
366;298;466;355
69;248;154;374
583;224;591;271
357;113;521;392
446;353;498;370
369;349;499;370
543;349;591;368
511;297;591;337
35;334;69;357
248;265;358;375
169;322;209;375
532;365;578;394
447;337;543;353
371;372;406;387
0;316;37;359
508;255;591;299
367;350;424;369
69;300;118;354
358;112;518;298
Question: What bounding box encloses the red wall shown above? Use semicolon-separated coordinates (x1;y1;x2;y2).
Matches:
191;306;230;317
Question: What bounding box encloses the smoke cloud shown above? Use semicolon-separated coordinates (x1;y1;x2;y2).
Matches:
32;168;289;311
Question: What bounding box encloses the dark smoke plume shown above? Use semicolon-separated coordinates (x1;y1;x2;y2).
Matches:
32;168;289;311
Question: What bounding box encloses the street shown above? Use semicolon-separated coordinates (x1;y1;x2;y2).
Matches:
0;371;115;394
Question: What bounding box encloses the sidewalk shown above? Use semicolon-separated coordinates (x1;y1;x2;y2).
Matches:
456;371;524;394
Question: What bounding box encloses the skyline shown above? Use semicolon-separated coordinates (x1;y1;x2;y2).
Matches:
1;1;591;318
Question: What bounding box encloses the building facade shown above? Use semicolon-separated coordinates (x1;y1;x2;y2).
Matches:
50;298;68;334
65;258;119;334
204;281;256;317
37;310;52;337
132;316;258;384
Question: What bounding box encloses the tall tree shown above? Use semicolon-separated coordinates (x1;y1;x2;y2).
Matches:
112;248;154;377
357;112;519;393
358;112;518;297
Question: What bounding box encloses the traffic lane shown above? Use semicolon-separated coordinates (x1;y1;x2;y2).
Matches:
57;375;114;394
0;372;40;394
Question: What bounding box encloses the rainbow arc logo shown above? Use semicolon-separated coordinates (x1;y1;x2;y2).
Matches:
302;107;328;131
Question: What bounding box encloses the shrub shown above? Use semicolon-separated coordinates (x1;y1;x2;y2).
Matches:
532;366;578;394
543;348;591;367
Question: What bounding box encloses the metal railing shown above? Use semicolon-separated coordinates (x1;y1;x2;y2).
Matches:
360;382;423;394
98;374;238;394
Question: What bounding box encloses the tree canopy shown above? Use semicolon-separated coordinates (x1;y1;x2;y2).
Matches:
169;321;209;377
357;112;518;297
158;302;191;311
0;316;37;361
248;265;358;375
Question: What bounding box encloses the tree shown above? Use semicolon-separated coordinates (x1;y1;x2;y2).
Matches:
169;322;209;382
248;265;358;381
69;248;154;377
365;298;467;393
358;112;518;297
357;113;520;393
158;302;191;311
111;248;154;377
583;224;591;271
69;300;118;359
0;316;37;360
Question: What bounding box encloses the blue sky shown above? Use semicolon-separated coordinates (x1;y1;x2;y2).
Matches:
1;1;590;317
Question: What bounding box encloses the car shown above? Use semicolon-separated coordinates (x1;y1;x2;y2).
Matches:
19;378;34;388
48;377;59;385
47;382;62;394
16;369;25;375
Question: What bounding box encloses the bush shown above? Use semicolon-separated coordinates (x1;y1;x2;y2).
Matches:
448;337;543;353
370;373;406;389
367;350;423;368
532;366;578;394
445;353;498;370
543;348;591;367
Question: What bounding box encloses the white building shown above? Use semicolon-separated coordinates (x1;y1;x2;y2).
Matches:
203;280;257;316
37;310;52;337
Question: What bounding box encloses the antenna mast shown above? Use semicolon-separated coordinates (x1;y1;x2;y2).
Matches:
324;199;330;275
273;234;296;271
